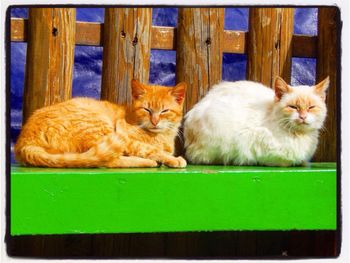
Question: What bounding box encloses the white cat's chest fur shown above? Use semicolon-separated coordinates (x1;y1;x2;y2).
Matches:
184;81;320;166
249;123;319;166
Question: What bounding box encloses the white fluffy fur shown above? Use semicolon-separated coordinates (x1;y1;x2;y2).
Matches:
184;80;328;166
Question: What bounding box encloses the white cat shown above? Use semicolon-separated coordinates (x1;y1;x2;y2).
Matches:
184;77;329;166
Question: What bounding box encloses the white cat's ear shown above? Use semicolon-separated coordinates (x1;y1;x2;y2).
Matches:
314;76;330;100
274;76;292;101
171;82;187;104
131;79;146;99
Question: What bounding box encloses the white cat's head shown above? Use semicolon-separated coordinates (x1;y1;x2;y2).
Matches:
273;76;329;133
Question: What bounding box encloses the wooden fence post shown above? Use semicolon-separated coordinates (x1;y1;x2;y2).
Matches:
23;8;76;123
176;8;224;112
101;8;152;104
247;8;294;86
313;7;339;162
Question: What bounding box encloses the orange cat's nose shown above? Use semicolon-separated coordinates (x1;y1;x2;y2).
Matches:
151;115;160;126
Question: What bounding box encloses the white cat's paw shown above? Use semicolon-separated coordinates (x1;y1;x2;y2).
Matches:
301;160;310;167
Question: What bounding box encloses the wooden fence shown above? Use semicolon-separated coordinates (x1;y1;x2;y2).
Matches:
10;7;339;162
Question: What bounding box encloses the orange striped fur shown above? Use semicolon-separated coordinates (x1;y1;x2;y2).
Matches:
14;80;187;168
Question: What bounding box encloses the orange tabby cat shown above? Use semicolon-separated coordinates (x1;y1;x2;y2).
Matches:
14;80;187;168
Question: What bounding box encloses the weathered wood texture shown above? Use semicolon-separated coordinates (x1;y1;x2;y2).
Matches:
11;18;316;58
10;18;27;41
23;8;76;123
75;21;103;46
223;30;246;54
247;8;294;86
101;8;152;104
176;8;224;112
313;7;339;162
151;26;176;50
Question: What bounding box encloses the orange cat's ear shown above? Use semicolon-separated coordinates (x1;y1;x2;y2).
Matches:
314;76;330;101
274;76;291;101
171;82;187;104
131;79;146;99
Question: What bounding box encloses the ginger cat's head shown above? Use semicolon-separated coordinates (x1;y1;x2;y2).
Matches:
273;76;329;133
131;80;187;133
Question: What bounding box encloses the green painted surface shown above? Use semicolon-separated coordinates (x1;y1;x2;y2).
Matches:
11;163;337;235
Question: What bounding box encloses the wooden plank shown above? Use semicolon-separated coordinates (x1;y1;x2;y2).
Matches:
313;7;339;162
11;18;317;58
10;18;243;54
151;26;175;50
247;8;294;86
152;28;245;54
11;163;336;235
101;8;152;104
11;18;103;46
292;34;317;58
75;21;103;46
278;8;294;82
10;18;27;41
176;8;224;112
23;8;75;123
223;30;246;54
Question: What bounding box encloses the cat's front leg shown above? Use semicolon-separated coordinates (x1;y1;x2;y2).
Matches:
115;119;186;168
126;140;187;168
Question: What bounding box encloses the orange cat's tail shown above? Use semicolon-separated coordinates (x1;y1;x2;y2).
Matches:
14;134;125;168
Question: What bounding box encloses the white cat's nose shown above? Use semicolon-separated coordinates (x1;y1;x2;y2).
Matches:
299;112;307;120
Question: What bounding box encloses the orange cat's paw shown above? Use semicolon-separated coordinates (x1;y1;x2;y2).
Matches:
164;156;187;168
142;159;159;167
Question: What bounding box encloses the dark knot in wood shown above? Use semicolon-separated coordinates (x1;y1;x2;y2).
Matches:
132;36;138;46
275;40;280;49
120;30;126;38
205;37;212;46
52;27;58;37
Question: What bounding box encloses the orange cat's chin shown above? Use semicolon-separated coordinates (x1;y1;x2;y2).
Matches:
147;127;165;133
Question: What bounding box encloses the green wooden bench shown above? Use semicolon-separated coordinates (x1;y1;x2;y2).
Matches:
11;163;336;236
